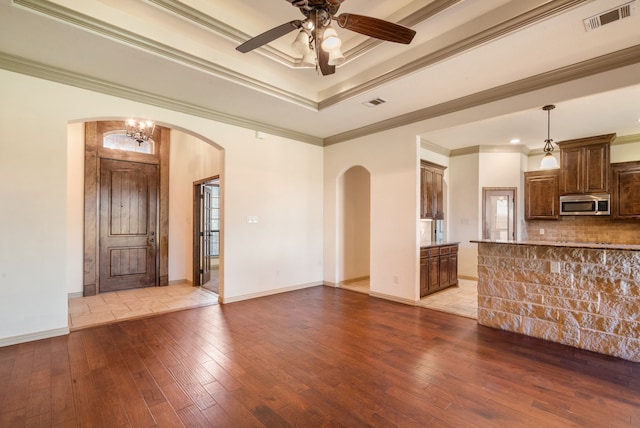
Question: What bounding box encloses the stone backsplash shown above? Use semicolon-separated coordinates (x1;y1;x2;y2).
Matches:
525;216;640;244
477;242;640;362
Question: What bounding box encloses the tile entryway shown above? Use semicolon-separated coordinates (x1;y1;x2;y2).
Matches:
68;283;218;331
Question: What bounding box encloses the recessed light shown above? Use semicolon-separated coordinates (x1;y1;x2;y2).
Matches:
510;138;521;144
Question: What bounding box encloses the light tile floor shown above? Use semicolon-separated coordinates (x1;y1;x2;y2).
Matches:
342;278;478;319
68;283;218;331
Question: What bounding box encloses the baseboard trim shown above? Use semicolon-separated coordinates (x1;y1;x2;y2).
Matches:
67;292;83;299
369;291;417;306
339;276;370;286
0;327;69;347
169;279;192;286
459;275;479;281
221;281;322;304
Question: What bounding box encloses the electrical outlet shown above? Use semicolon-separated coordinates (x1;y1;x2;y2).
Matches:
393;275;399;284
539;228;545;235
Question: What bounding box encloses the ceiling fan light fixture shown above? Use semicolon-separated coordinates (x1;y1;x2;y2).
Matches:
321;27;341;52
301;49;316;67
539;104;558;169
328;48;345;66
291;30;310;54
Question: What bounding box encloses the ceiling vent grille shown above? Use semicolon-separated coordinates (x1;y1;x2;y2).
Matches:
583;1;636;31
363;98;387;107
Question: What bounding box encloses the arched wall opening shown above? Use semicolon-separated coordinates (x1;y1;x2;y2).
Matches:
337;165;371;288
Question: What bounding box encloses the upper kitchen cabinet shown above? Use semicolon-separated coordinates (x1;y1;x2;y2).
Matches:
557;134;614;195
524;169;560;220
611;160;640;220
421;161;446;219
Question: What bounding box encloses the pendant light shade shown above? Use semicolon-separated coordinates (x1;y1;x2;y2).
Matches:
539;104;558;169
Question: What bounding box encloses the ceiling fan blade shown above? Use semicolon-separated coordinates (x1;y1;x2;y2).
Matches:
336;13;416;44
236;20;302;53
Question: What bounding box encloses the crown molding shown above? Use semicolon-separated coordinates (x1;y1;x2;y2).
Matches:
419;139;451;157
0;52;324;146
319;0;588;109
13;0;317;110
613;133;640;146
324;44;640;146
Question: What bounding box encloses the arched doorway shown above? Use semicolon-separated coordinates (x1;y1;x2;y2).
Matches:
338;166;371;294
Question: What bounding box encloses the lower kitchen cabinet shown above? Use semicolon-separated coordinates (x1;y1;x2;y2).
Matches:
420;243;458;297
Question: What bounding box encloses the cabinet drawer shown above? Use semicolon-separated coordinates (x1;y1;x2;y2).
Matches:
439;246;450;255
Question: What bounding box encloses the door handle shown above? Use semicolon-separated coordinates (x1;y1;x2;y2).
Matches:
149;238;155;243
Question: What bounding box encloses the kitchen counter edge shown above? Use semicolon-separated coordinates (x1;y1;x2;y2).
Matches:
470;239;640;251
420;241;460;249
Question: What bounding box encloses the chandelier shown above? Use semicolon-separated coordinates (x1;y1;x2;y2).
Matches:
125;119;155;145
539;105;559;169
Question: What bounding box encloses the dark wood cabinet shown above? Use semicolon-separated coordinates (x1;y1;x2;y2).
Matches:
611;160;640;220
421;161;446;219
524;169;560;220
420;243;458;297
558;134;613;195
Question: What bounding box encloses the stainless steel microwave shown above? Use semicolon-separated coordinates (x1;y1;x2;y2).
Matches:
560;194;610;216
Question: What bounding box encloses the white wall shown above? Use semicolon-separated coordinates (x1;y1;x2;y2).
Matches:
168;130;222;284
0;70;323;344
1;71;71;342
324;129;419;303
67;123;85;295
448;153;480;279
611;140;640;163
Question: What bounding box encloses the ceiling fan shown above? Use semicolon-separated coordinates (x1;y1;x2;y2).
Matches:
236;0;417;76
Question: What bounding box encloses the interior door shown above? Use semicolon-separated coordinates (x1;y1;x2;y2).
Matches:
483;188;516;240
99;158;158;292
200;184;213;285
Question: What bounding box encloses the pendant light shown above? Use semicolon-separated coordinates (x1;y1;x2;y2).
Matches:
540;104;558;169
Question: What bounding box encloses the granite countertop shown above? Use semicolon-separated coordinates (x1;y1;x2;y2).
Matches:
420;241;459;249
470;239;640;251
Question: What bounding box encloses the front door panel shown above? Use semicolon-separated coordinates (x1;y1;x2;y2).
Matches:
99;158;158;292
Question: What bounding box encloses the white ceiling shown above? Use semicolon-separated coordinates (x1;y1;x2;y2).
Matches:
1;0;639;152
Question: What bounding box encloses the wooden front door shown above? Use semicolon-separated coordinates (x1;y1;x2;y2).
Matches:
99;158;159;292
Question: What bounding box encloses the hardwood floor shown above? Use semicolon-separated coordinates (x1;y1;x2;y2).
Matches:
2;286;639;427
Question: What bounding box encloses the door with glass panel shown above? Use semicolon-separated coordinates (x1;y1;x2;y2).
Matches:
483;188;516;241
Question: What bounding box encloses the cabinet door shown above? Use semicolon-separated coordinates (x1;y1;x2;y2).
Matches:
611;161;640;219
584;144;609;193
422;167;435;219
524;170;560;220
420;256;428;297
438;254;450;290
427;255;439;293
449;249;458;287
560;147;582;195
434;170;444;220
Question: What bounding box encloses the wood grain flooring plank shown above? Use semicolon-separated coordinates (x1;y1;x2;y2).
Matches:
149;401;185;427
2;286;640;426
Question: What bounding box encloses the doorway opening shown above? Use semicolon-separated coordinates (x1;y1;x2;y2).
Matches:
338;166;371;294
193;177;220;294
482;187;516;240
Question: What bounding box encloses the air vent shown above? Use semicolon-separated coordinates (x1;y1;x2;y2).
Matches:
583;1;636;31
363;97;387;108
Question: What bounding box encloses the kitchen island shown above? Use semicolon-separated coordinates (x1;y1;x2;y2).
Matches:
472;240;640;362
